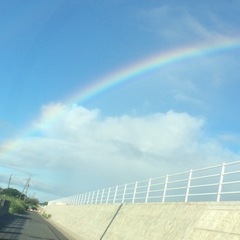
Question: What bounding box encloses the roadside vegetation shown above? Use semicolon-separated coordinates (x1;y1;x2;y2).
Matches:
0;188;39;214
42;211;51;219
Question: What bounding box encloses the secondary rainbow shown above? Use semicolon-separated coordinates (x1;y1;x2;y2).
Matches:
0;37;240;157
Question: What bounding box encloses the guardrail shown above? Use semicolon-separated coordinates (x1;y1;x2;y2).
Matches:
48;161;240;205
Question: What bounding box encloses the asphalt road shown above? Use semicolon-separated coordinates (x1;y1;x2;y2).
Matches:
0;211;69;240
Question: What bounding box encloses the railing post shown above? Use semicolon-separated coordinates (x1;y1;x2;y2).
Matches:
113;186;118;203
81;194;84;204
95;190;100;204
91;191;95;204
145;178;152;203
87;192;91;204
122;184;127;203
100;189;105;204
217;162;225;202
162;175;168;203
185;170;192;202
106;187;111;204
83;193;87;204
132;181;138;203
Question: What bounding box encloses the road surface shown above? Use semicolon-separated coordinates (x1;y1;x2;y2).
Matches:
0;211;69;240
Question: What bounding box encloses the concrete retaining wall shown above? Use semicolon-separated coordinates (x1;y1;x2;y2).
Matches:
45;204;121;239
45;202;240;240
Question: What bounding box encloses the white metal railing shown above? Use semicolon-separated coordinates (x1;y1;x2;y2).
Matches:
48;161;240;205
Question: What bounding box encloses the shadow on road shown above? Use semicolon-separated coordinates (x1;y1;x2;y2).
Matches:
0;211;69;240
0;212;30;239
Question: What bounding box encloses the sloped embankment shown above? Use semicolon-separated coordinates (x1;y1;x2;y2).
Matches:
45;202;240;240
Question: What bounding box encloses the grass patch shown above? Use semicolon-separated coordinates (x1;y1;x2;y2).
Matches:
42;211;51;219
0;195;27;214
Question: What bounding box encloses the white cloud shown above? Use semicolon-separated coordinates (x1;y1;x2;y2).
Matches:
1;104;239;200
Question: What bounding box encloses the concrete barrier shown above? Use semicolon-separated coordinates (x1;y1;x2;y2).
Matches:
45;202;240;240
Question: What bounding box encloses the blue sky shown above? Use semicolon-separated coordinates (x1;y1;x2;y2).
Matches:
0;1;240;201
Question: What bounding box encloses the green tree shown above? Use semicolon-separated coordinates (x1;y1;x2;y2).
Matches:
25;197;39;206
2;188;25;199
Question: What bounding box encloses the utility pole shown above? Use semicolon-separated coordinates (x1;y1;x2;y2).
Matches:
20;175;31;200
7;174;12;188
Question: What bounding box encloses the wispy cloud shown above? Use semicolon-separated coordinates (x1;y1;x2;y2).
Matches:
219;133;240;146
137;5;239;45
0;120;17;140
174;93;203;107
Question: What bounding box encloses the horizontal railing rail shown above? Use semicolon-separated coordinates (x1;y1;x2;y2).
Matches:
48;161;240;205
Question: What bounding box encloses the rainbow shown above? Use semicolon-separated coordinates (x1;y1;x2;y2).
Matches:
1;37;240;158
69;37;240;105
